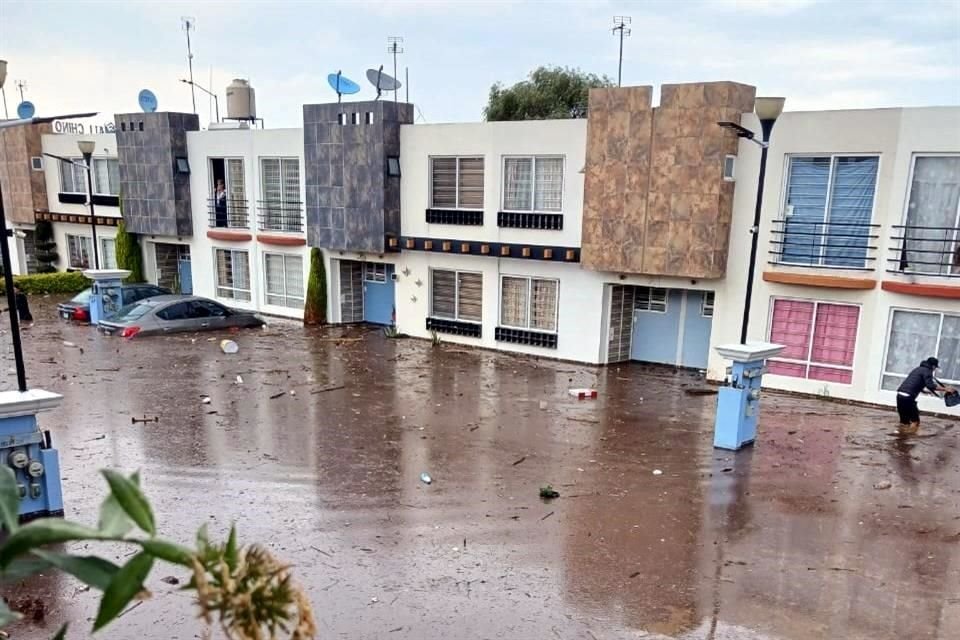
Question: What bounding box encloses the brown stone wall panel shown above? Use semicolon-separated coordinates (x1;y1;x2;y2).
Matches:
605;163;627;197
703;82;731;106
643;247;668;274
729;83;758;113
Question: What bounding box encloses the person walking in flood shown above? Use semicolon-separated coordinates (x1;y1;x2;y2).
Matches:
896;357;954;434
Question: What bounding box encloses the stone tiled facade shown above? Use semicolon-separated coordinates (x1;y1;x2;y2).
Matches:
114;112;199;237
0;123;50;225
581;82;756;278
303;101;412;253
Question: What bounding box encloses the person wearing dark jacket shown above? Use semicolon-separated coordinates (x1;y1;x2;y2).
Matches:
896;357;954;434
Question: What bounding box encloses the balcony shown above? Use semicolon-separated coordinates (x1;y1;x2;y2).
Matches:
888;225;960;278
257;200;304;234
208;198;249;229
769;219;880;271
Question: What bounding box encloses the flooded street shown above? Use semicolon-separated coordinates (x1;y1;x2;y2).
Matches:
2;300;959;639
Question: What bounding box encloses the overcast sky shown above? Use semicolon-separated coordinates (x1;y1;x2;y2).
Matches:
2;0;958;129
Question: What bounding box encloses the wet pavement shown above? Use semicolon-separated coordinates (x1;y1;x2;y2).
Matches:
2;299;959;639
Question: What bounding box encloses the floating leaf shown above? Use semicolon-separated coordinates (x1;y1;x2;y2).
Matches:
0;520;106;568
33;550;120;591
137;539;193;567
0;466;19;532
101;470;155;536
93;552;154;632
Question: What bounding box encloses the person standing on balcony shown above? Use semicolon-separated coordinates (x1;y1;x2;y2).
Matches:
214;179;228;228
896;357;955;434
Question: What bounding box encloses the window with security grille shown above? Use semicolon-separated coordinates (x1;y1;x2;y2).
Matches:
500;275;558;332
363;263;387;283
264;253;304;308
93;158;120;195
881;309;960;390
100;238;117;270
430;157;484;209
767;298;860;384
214;249;251;301
430;270;482;322
502;156;563;212
59;158;87;193
635;287;668;313
701;291;715;318
66;235;92;269
260;158;301;232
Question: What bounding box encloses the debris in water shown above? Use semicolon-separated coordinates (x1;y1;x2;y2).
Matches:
539;485;560;500
161;576;180;585
201;397;211;405
629;571;641;579
311;384;345;394
130;415;159;424
512;456;527;466
62;341;77;348
541;511;555;521
652;469;663;476
235;375;244;384
269;391;286;399
568;388;598;399
220;339;239;354
539;400;548;410
873;480;892;490
289;389;296;396
420;472;432;485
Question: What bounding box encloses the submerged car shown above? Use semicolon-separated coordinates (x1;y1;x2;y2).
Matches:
97;295;264;338
57;284;170;323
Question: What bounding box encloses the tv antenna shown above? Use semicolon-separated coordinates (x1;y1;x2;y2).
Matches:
14;80;26;102
612;16;631;87
366;67;402;102
387;36;404;102
327;71;360;104
182;16;197;113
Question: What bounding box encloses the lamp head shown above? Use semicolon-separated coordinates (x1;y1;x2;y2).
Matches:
77;139;96;155
0;60;7;90
755;96;786;122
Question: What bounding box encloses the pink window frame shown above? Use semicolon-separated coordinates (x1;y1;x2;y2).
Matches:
767;298;860;384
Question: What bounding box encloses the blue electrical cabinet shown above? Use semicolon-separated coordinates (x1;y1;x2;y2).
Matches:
713;343;785;451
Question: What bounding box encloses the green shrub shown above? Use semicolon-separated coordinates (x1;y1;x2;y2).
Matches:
13;271;90;295
303;248;326;325
115;218;145;283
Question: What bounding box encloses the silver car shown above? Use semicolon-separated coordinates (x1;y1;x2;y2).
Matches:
98;295;264;338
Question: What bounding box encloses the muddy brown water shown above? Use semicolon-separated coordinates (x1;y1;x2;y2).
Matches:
1;300;958;639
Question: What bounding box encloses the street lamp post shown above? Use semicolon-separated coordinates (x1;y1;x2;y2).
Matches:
718;96;786;344
77;140;100;270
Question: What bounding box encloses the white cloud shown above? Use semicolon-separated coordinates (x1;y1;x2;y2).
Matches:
707;0;819;14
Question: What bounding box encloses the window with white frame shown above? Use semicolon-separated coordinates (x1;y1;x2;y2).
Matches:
100;238;117;269
431;270;482;323
263;253;304;308
59;158;86;193
260;157;301;232
881;309;960;390
767;298;860;384
635;287;668;313
779;155;879;268
93;158;120;195
214;249;251;301
898;155;960;276
701;291;715;318
430;157;484;209
363;262;387;283
66;235;92;269
500;276;558;332
502;156;563;212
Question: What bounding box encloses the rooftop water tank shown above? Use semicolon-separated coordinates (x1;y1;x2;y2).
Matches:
226;79;256;121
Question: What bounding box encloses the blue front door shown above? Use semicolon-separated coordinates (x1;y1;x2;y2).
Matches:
631;289;683;365
178;259;193;294
362;263;395;325
680;291;713;369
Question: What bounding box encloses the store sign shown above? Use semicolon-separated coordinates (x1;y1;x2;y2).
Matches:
53;120;115;135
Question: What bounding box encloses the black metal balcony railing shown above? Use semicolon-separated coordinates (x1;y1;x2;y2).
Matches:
888;224;960;278
257;200;304;233
208;198;249;229
769;219;880;270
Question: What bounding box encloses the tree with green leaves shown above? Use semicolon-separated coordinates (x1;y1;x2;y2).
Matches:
0;467;316;639
114;219;144;283
302;248;326;326
483;66;615;121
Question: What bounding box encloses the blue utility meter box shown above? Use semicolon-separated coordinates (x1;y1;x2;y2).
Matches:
83;269;131;324
713;343;785;451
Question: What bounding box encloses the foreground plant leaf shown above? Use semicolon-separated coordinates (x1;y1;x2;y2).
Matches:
0;467;20;532
0;597;22;627
33;550;120;591
101;470;155;535
137;539;194;567
0;520;108;568
93;552;154;631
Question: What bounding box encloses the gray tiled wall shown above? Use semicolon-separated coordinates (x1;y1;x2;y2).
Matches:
114;112;199;237
303;101;413;253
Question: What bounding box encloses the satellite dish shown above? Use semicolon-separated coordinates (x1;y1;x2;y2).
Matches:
138;89;158;113
366;66;401;100
16;101;35;119
327;71;360;103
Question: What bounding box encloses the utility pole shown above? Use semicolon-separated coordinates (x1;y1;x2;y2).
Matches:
182;17;197;114
612;16;631;87
387;36;403;103
14;80;26;103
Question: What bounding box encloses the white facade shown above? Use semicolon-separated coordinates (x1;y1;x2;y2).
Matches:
710;107;960;416
186;125;311;319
